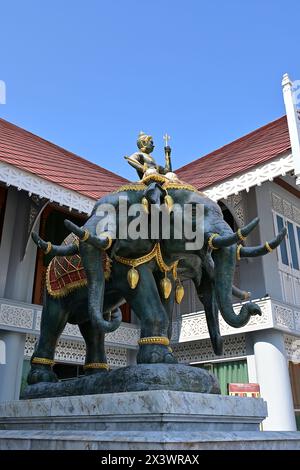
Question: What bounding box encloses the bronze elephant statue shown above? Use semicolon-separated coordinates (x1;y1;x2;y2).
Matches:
28;175;286;384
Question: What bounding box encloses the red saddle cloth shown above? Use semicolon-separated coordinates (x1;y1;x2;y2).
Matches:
46;233;111;298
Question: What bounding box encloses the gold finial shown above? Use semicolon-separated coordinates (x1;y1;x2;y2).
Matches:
163;133;170;147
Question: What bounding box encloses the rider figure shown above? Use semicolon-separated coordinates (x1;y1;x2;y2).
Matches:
125;132;177;181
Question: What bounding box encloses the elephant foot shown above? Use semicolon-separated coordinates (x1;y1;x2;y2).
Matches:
137;344;178;364
27;365;58;385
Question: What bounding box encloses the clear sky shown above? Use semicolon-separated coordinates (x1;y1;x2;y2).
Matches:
0;0;299;179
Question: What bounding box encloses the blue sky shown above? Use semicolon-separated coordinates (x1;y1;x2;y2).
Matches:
0;0;299;179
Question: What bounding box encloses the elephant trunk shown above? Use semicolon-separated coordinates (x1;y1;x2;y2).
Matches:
80;243;121;333
213;245;261;327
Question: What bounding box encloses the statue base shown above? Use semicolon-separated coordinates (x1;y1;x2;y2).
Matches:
21;364;220;399
1;390;300;449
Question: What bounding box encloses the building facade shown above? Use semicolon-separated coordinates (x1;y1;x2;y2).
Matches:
0;74;299;431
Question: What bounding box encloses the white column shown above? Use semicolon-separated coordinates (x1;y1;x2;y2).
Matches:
0;331;26;402
282;73;300;185
253;329;296;431
246;354;257;383
245;332;258;383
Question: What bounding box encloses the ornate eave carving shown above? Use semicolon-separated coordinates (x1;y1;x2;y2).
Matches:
0;161;95;215
204;153;294;201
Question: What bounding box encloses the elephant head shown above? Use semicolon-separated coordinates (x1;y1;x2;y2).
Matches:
205;216;287;328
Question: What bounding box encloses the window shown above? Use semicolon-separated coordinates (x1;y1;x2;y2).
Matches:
275;215;300;272
287;222;299;270
297;226;300;251
276;215;289;266
274;212;300;305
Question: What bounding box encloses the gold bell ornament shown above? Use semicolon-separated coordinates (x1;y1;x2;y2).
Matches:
164;194;174;212
141;197;149;214
175;281;184;304
160;274;172;299
127;267;139;289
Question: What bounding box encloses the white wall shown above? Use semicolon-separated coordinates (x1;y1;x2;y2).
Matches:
238;187;267;299
0;188;38;303
255;179;300;304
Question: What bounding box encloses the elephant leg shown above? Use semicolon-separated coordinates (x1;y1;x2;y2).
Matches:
114;263;177;364
79;321;108;374
154;271;175;341
194;276;223;356
27;295;68;384
80;241;121;333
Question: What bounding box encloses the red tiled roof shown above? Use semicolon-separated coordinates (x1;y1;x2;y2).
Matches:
0;118;128;200
176;116;291;190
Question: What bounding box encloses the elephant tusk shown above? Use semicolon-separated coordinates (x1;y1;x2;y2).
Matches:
64;220;113;251
239;227;287;258
232;285;251;300
64;220;87;240
208;217;259;249
31;232;79;256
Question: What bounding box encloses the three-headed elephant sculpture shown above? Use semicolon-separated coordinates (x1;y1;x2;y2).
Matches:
28;175;286;384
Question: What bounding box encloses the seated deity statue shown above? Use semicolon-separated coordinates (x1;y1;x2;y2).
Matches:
124;131;178;182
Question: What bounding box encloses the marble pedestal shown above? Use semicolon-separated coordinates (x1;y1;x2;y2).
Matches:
1;390;300;449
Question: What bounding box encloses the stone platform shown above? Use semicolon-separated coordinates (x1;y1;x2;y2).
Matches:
21;364;220;399
1;429;300;450
0;390;266;432
1;389;300;449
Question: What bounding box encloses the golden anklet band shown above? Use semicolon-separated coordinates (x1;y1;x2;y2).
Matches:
32;357;55;366
138;336;170;346
83;362;109;370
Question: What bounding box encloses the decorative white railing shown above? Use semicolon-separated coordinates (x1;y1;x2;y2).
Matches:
1;296;299;349
0;298;140;348
178;296;300;343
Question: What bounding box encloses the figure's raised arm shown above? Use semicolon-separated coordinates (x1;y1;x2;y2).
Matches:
124;153;145;179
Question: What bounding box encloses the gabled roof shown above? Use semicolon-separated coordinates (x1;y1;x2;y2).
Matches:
0;118;127;200
176;116;291;190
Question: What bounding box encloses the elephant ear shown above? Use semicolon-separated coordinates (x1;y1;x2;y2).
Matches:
143;182;167;206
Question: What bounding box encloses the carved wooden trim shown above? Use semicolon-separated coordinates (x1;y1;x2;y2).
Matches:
204;153;294;201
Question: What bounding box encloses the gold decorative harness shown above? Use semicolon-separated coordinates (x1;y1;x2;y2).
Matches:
114;242;178;277
114;242;184;303
113;173;204;196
